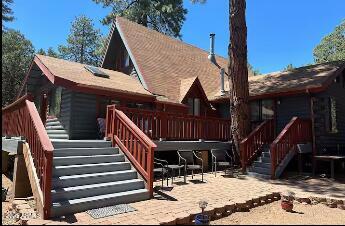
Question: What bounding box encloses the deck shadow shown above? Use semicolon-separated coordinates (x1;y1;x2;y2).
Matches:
153;190;178;201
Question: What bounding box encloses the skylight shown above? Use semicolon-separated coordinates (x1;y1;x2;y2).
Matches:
84;65;109;78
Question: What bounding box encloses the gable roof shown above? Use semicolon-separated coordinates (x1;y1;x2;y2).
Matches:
180;77;198;103
101;17;344;103
32;54;153;99
213;60;345;101
110;17;255;103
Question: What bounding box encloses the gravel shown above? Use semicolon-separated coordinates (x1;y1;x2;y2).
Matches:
212;201;345;225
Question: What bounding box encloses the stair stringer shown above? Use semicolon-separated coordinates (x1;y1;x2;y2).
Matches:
274;147;296;178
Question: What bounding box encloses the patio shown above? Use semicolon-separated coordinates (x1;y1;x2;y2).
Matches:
45;172;345;225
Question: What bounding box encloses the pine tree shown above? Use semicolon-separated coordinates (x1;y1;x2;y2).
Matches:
313;21;345;63
92;0;187;38
58;15;103;66
2;0;15;31
228;0;250;155
2;29;35;106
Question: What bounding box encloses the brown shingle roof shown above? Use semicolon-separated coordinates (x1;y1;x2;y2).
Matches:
115;17;250;103
213;61;345;100
36;54;153;97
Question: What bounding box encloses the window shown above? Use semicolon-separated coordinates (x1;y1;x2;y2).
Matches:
187;98;201;116
49;87;62;117
262;99;274;120
123;49;130;68
250;99;274;122
326;97;338;133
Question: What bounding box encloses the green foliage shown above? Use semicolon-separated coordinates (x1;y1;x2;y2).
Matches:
313;21;345;63
92;0;187;38
2;0;15;30
247;63;260;76
283;63;295;71
2;29;35;106
58;15;103;66
37;47;59;58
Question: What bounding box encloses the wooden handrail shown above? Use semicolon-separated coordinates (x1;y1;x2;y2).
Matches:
106;105;157;197
117;106;231;141
270;117;312;179
240;119;275;172
2;94;53;219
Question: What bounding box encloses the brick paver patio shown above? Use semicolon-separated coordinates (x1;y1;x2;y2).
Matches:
46;172;345;225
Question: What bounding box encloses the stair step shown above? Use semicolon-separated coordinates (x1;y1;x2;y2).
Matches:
47;130;68;135
53;147;119;157
52;140;112;149
257;156;271;163
53;154;125;166
51;189;149;217
248;166;271;175
49;134;69;139
262;152;271;158
46;121;61;126
46;125;64;130
253;161;271;169
247;171;271;180
46;118;59;123
53;162;131;177
52;170;138;189
51;179;144;202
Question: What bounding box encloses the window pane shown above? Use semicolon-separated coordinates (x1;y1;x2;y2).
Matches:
262;99;274;120
250;101;260;122
187;98;193;115
194;98;200;116
328;97;338;133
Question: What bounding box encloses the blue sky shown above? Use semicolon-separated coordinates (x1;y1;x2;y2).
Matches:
7;0;345;73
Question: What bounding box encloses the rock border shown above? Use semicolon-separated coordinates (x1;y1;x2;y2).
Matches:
20;193;345;225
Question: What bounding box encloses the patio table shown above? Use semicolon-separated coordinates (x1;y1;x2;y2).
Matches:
313;155;345;179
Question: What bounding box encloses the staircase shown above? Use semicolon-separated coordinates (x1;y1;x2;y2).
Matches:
247;145;272;179
50;139;150;217
242;117;312;180
46;118;69;140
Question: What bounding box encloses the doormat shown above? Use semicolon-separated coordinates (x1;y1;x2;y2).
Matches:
86;204;137;219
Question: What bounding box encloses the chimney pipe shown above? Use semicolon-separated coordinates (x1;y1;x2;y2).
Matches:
220;68;225;95
208;33;217;65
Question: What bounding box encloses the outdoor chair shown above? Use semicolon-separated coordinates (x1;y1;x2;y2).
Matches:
154;157;185;185
153;158;169;188
177;150;204;183
211;149;233;177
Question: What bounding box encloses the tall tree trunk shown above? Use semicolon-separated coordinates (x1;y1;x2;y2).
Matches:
228;0;251;157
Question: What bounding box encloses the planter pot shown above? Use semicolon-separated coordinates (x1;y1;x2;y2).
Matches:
195;214;209;225
281;200;293;212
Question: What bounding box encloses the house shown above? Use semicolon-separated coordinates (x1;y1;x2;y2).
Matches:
3;16;345;218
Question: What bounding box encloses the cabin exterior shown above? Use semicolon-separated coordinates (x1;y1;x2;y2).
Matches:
2;16;345;219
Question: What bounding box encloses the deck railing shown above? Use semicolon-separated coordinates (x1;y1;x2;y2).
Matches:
106;105;156;197
2;94;53;219
117;106;231;141
240;119;275;172
270;117;312;179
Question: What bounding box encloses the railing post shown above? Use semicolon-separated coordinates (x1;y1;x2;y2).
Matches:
160;113;167;140
43;150;53;219
270;144;276;179
40;93;48;126
147;146;154;197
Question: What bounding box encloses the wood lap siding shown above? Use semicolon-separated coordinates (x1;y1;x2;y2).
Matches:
313;81;345;154
276;96;311;133
69;92;98;139
58;88;72;138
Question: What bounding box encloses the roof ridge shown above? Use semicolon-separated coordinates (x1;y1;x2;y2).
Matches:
115;16;228;62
